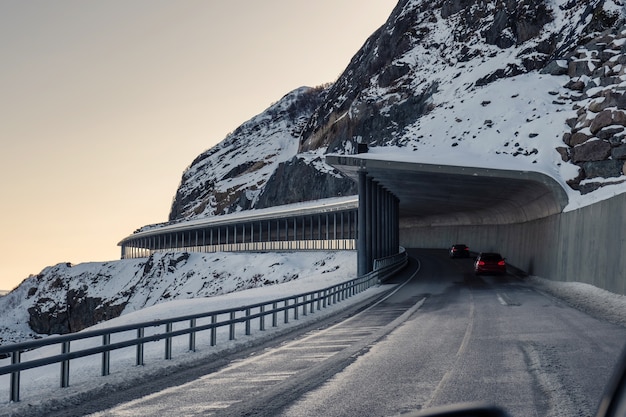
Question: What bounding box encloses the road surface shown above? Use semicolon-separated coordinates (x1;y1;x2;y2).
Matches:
52;249;626;417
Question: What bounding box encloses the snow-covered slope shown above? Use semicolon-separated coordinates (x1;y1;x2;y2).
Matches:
168;86;336;220
167;0;626;226
0;251;356;344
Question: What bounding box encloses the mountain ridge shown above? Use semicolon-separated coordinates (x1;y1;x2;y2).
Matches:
167;0;626;224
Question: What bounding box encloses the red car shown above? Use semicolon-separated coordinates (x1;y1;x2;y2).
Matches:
474;252;506;275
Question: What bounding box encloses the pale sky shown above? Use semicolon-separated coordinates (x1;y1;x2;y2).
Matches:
0;0;398;290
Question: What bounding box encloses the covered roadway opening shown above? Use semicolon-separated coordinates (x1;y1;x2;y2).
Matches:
326;154;569;276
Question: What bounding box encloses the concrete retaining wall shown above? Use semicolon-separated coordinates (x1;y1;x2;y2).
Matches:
399;192;626;295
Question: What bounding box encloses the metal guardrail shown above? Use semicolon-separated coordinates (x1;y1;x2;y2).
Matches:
0;250;407;403
373;247;408;282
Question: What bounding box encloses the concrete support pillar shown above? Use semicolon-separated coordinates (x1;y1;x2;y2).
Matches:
366;175;374;273
372;182;378;263
358;170;368;276
385;192;393;256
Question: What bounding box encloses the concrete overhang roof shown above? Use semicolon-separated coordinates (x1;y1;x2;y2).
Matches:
326;154;570;226
118;196;358;246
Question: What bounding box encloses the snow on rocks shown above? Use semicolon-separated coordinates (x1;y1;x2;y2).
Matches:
0;251;357;344
560;28;626;193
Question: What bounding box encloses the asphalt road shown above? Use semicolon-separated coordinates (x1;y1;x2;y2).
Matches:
68;249;626;416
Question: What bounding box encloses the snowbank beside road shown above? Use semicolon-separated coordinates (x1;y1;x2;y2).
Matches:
528;276;626;327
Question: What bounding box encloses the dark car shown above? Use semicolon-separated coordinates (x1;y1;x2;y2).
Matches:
449;244;470;258
474;252;506;275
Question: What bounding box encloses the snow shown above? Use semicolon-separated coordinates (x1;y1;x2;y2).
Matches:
345;69;626;212
322;0;626;212
0;251;624;417
0;250;383;416
0;251;359;345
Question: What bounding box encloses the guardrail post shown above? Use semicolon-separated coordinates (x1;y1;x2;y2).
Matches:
102;334;110;376
284;300;289;324
229;312;236;340
294;297;299;321
272;302;278;327
136;328;144;366
189;318;196;352
61;341;70;388
302;295;307;316
10;350;20;403
316;291;322;311
165;323;173;360
259;305;265;331
210;315;217;346
245;308;251;336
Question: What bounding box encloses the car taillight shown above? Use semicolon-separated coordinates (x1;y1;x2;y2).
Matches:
498;260;505;266
478;261;485;266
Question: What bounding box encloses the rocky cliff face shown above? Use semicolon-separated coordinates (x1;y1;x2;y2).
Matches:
168;0;626;223
168;86;334;220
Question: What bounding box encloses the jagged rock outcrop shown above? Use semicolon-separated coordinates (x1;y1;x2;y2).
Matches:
254;156;356;208
28;289;127;335
168;86;328;220
24;263;131;335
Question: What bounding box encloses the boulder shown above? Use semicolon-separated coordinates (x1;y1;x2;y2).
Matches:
589;109;626;134
612;144;626;159
568;59;594;77
571;140;612;162
556;147;570;162
568;131;593;146
564;79;586;91
541;60;568;75
583;159;625;178
597;125;625;140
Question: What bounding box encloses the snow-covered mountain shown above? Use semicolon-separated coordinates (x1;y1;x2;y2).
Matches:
168;0;626;223
168;86;357;220
3;0;626;343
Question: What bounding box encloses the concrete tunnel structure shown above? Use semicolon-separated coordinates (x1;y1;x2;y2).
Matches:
118;151;625;296
326;153;626;296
